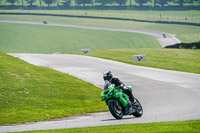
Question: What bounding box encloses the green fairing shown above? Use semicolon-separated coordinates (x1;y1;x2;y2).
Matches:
101;84;129;107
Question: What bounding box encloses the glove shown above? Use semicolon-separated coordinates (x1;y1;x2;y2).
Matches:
120;84;127;89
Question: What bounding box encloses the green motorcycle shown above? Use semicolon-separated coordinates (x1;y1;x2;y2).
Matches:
101;81;143;119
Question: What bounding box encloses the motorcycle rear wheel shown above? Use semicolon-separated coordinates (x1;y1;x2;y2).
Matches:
132;98;143;117
108;100;123;119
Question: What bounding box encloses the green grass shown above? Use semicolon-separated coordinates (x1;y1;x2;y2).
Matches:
88;49;200;74
1;10;200;23
0;14;199;43
0;23;160;53
0;52;108;125
17;120;200;133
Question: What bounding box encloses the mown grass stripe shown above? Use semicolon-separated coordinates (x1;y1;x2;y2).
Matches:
0;23;160;54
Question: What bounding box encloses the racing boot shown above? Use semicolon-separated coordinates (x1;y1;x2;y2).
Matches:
124;105;129;115
129;107;135;114
124;102;132;115
126;89;135;102
128;101;135;114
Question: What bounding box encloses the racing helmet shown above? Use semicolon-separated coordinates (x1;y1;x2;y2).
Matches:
103;71;113;81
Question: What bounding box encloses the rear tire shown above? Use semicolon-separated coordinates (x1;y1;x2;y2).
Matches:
108;100;123;119
132;98;143;117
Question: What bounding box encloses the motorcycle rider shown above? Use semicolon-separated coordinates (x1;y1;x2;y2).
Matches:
103;71;135;114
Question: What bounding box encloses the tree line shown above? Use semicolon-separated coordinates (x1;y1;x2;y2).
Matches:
3;0;200;7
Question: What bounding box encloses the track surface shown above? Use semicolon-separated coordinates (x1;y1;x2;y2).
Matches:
1;54;200;132
0;20;181;48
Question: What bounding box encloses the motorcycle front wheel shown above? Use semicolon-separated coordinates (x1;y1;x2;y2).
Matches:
108;100;123;119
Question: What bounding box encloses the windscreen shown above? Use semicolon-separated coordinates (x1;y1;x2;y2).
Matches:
104;81;111;91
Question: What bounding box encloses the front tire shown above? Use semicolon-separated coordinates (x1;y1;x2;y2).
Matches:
108;100;123;119
132;98;143;117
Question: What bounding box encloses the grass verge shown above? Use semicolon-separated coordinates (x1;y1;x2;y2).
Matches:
88;48;200;74
0;14;199;43
1;10;200;24
18;120;200;133
0;23;160;53
0;53;107;125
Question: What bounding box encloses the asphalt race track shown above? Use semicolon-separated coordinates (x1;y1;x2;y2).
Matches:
0;20;181;48
1;54;200;132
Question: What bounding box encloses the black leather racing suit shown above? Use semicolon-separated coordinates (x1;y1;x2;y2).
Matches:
109;78;134;101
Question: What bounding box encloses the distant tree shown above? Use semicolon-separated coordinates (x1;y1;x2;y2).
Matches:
95;0;105;6
75;0;80;5
43;0;56;7
135;0;149;6
6;0;17;5
91;0;95;6
185;0;200;3
21;0;24;6
56;0;60;6
75;0;92;6
154;0;169;7
129;0;132;6
39;0;42;7
115;0;127;6
25;0;36;6
108;0;115;5
185;0;194;3
178;0;184;6
95;0;115;6
173;0;186;6
62;0;71;6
